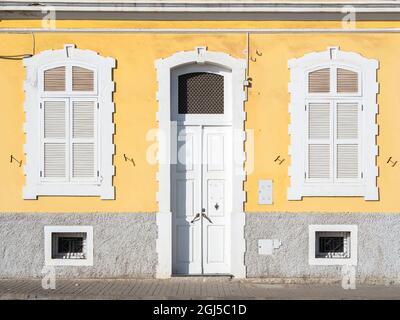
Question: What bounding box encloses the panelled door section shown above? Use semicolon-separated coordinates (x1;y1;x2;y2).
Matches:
172;126;202;275
172;125;231;275
202;126;231;274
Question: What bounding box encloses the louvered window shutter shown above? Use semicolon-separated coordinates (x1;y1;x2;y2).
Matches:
337;68;358;93
42;100;67;179
336;102;360;179
308;68;330;93
72;66;94;92
44;67;66;91
71;100;96;179
307;102;332;179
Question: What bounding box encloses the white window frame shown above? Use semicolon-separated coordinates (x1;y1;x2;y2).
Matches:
44;225;94;266
288;47;379;200
23;44;115;199
309;224;358;266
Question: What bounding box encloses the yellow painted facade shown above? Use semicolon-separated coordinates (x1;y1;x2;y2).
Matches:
1;19;400;213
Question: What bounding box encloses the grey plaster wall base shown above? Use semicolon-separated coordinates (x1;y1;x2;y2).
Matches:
0;212;157;279
2;211;400;283
245;212;400;283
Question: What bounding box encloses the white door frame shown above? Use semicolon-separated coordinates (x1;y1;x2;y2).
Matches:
155;46;247;278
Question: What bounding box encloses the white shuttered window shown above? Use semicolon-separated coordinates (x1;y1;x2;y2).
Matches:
306;66;361;183
288;47;378;200
306;100;361;182
23;45;115;199
39;63;98;183
41;98;97;182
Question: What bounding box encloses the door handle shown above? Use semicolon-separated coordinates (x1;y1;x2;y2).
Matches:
202;213;213;224
190;213;200;223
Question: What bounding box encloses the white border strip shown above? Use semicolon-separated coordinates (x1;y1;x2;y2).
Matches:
3;3;400;13
3;28;400;33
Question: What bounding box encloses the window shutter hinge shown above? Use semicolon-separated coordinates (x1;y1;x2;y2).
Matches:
304;172;307;179
97;103;99;109
361;105;364;111
40;171;42;177
305;104;307;111
361;172;363;179
40;102;42;109
97;170;99;177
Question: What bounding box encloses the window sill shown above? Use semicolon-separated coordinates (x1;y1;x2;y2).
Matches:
23;184;115;200
288;184;378;200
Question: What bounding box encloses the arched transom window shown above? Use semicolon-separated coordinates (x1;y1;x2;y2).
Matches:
171;63;231;124
178;72;224;114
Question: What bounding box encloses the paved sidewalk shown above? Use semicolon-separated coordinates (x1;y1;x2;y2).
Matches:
1;278;400;300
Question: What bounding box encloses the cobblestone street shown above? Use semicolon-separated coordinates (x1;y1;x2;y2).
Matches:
1;278;400;300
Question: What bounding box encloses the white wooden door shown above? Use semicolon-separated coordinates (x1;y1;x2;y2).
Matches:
172;125;231;275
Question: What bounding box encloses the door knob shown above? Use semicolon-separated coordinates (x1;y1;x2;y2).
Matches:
202;213;213;224
190;213;200;223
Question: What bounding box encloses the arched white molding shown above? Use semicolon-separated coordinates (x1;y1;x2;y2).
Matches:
288;46;379;200
155;46;247;278
23;44;116;199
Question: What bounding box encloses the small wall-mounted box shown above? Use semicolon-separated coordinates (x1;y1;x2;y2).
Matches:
258;239;282;255
258;179;273;204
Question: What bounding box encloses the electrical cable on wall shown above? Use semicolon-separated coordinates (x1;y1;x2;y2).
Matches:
0;32;35;60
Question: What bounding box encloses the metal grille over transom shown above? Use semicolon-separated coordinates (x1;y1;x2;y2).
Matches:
178;72;224;114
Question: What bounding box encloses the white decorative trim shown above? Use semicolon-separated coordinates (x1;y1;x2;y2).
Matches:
288;46;379;200
155;47;247;278
4;2;400;14
44;225;94;266
309;224;358;266
23;44;116;199
7;28;400;34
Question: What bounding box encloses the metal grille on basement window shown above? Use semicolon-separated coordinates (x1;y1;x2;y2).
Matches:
316;231;350;259
308;68;330;93
44;66;66;91
58;237;83;254
178;72;224;114
72;66;94;91
52;232;86;259
337;68;358;93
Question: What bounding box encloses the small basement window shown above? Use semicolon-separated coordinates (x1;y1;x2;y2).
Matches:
309;225;357;265
315;231;350;259
44;226;93;266
52;233;86;260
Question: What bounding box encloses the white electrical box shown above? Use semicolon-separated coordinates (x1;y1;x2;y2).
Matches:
258;239;282;255
258;179;273;204
258;239;274;255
